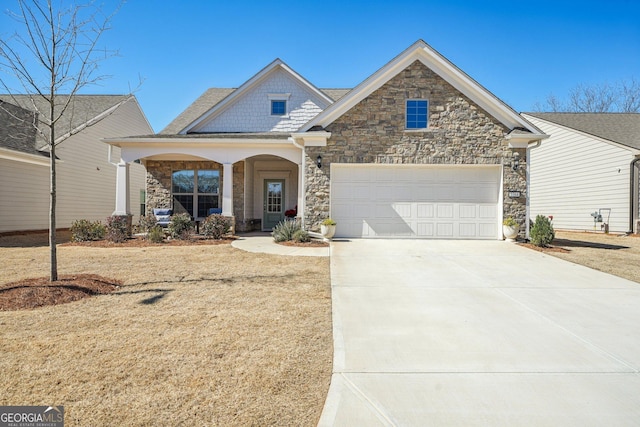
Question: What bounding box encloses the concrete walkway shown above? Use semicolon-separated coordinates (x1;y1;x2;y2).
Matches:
319;239;640;426
231;232;329;257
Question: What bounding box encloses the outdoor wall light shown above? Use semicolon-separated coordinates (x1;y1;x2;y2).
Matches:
511;152;520;171
316;155;322;169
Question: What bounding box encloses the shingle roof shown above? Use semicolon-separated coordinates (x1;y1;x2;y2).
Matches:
0;100;44;157
0;94;131;150
525;112;640;150
160;87;351;135
160;88;235;135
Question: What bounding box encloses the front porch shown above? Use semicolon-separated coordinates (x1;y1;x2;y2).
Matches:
104;132;332;232
144;155;300;232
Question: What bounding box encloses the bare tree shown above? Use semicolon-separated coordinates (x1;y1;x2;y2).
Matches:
0;0;121;281
534;78;640;113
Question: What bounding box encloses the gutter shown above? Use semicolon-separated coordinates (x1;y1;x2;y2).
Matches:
629;156;640;234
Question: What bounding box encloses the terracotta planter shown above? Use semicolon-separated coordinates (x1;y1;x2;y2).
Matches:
502;224;519;241
320;224;336;241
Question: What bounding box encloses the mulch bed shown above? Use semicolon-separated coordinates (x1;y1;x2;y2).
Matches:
61;235;236;248
0;274;121;311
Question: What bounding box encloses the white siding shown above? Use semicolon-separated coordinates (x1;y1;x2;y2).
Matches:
0;98;151;233
197;69;329;133
527;115;633;233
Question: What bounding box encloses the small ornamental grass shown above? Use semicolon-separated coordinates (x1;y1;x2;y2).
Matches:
530;215;555;247
272;219;302;242
201;214;231;240
105;216;129;243
292;229;310;243
147;226;165;243
168;213;193;240
71;219;106;242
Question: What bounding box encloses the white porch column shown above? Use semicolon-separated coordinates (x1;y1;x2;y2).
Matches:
297;160;304;221
222;162;233;216
113;160;130;216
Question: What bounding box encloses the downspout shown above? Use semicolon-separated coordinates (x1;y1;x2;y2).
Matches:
288;137;306;229
629;156;640;234
526;140;543;239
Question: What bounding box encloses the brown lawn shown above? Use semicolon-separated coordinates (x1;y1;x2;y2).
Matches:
0;233;332;426
524;230;640;284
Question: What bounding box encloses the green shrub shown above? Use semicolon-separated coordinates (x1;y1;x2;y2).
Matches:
70;219;105;242
272;219;302;242
201;214;231;239
137;215;158;233
292;229;310;243
530;215;555;247
147;225;165;243
503;217;518;227
105;216;129;243
322;218;336;226
168;213;193;240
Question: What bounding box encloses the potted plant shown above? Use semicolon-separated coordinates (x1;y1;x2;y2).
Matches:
502;217;519;241
320;218;337;241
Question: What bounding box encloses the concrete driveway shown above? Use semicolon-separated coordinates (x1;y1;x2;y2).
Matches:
319;240;640;426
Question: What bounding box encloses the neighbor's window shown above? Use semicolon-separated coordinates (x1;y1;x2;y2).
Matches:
171;169;220;218
406;99;428;129
271;100;286;116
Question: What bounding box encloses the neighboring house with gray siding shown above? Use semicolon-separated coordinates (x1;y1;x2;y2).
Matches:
523;113;640;234
0;95;151;233
105;40;547;239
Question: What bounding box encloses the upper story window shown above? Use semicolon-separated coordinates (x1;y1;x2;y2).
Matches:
271;100;286;116
268;93;291;117
406;99;428;129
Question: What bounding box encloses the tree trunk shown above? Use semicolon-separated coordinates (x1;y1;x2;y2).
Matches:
49;139;57;282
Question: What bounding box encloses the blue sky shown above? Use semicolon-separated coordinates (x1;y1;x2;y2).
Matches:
1;0;639;132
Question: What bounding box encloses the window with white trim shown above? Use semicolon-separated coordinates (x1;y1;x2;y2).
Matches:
406;99;428;129
271;100;286;116
172;169;220;218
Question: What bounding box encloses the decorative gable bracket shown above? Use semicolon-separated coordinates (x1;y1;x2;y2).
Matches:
505;131;549;148
290;131;331;147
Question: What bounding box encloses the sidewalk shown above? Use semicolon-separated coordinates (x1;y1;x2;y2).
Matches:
231;232;329;257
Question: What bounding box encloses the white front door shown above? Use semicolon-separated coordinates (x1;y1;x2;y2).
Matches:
330;164;501;239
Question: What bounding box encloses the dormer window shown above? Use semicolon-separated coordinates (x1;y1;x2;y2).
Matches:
268;93;291;117
271;100;286;116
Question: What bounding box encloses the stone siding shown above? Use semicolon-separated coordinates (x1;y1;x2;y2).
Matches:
304;60;527;235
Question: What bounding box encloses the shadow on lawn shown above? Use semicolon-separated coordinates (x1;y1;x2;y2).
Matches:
115;288;174;305
554;238;629;250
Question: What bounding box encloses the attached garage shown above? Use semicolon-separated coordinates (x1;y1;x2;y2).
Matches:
331;164;502;239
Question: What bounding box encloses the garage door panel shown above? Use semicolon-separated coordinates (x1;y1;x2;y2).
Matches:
459;223;477;238
437;204;454;219
331;165;501;239
459;204;477;219
436;223;454;237
417;204;435;218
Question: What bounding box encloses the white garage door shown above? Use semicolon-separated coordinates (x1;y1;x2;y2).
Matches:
331;164;501;239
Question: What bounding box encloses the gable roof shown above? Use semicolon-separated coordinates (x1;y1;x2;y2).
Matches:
301;40;543;135
524;112;640;150
160;87;350;135
0;94;132;148
178;59;338;134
